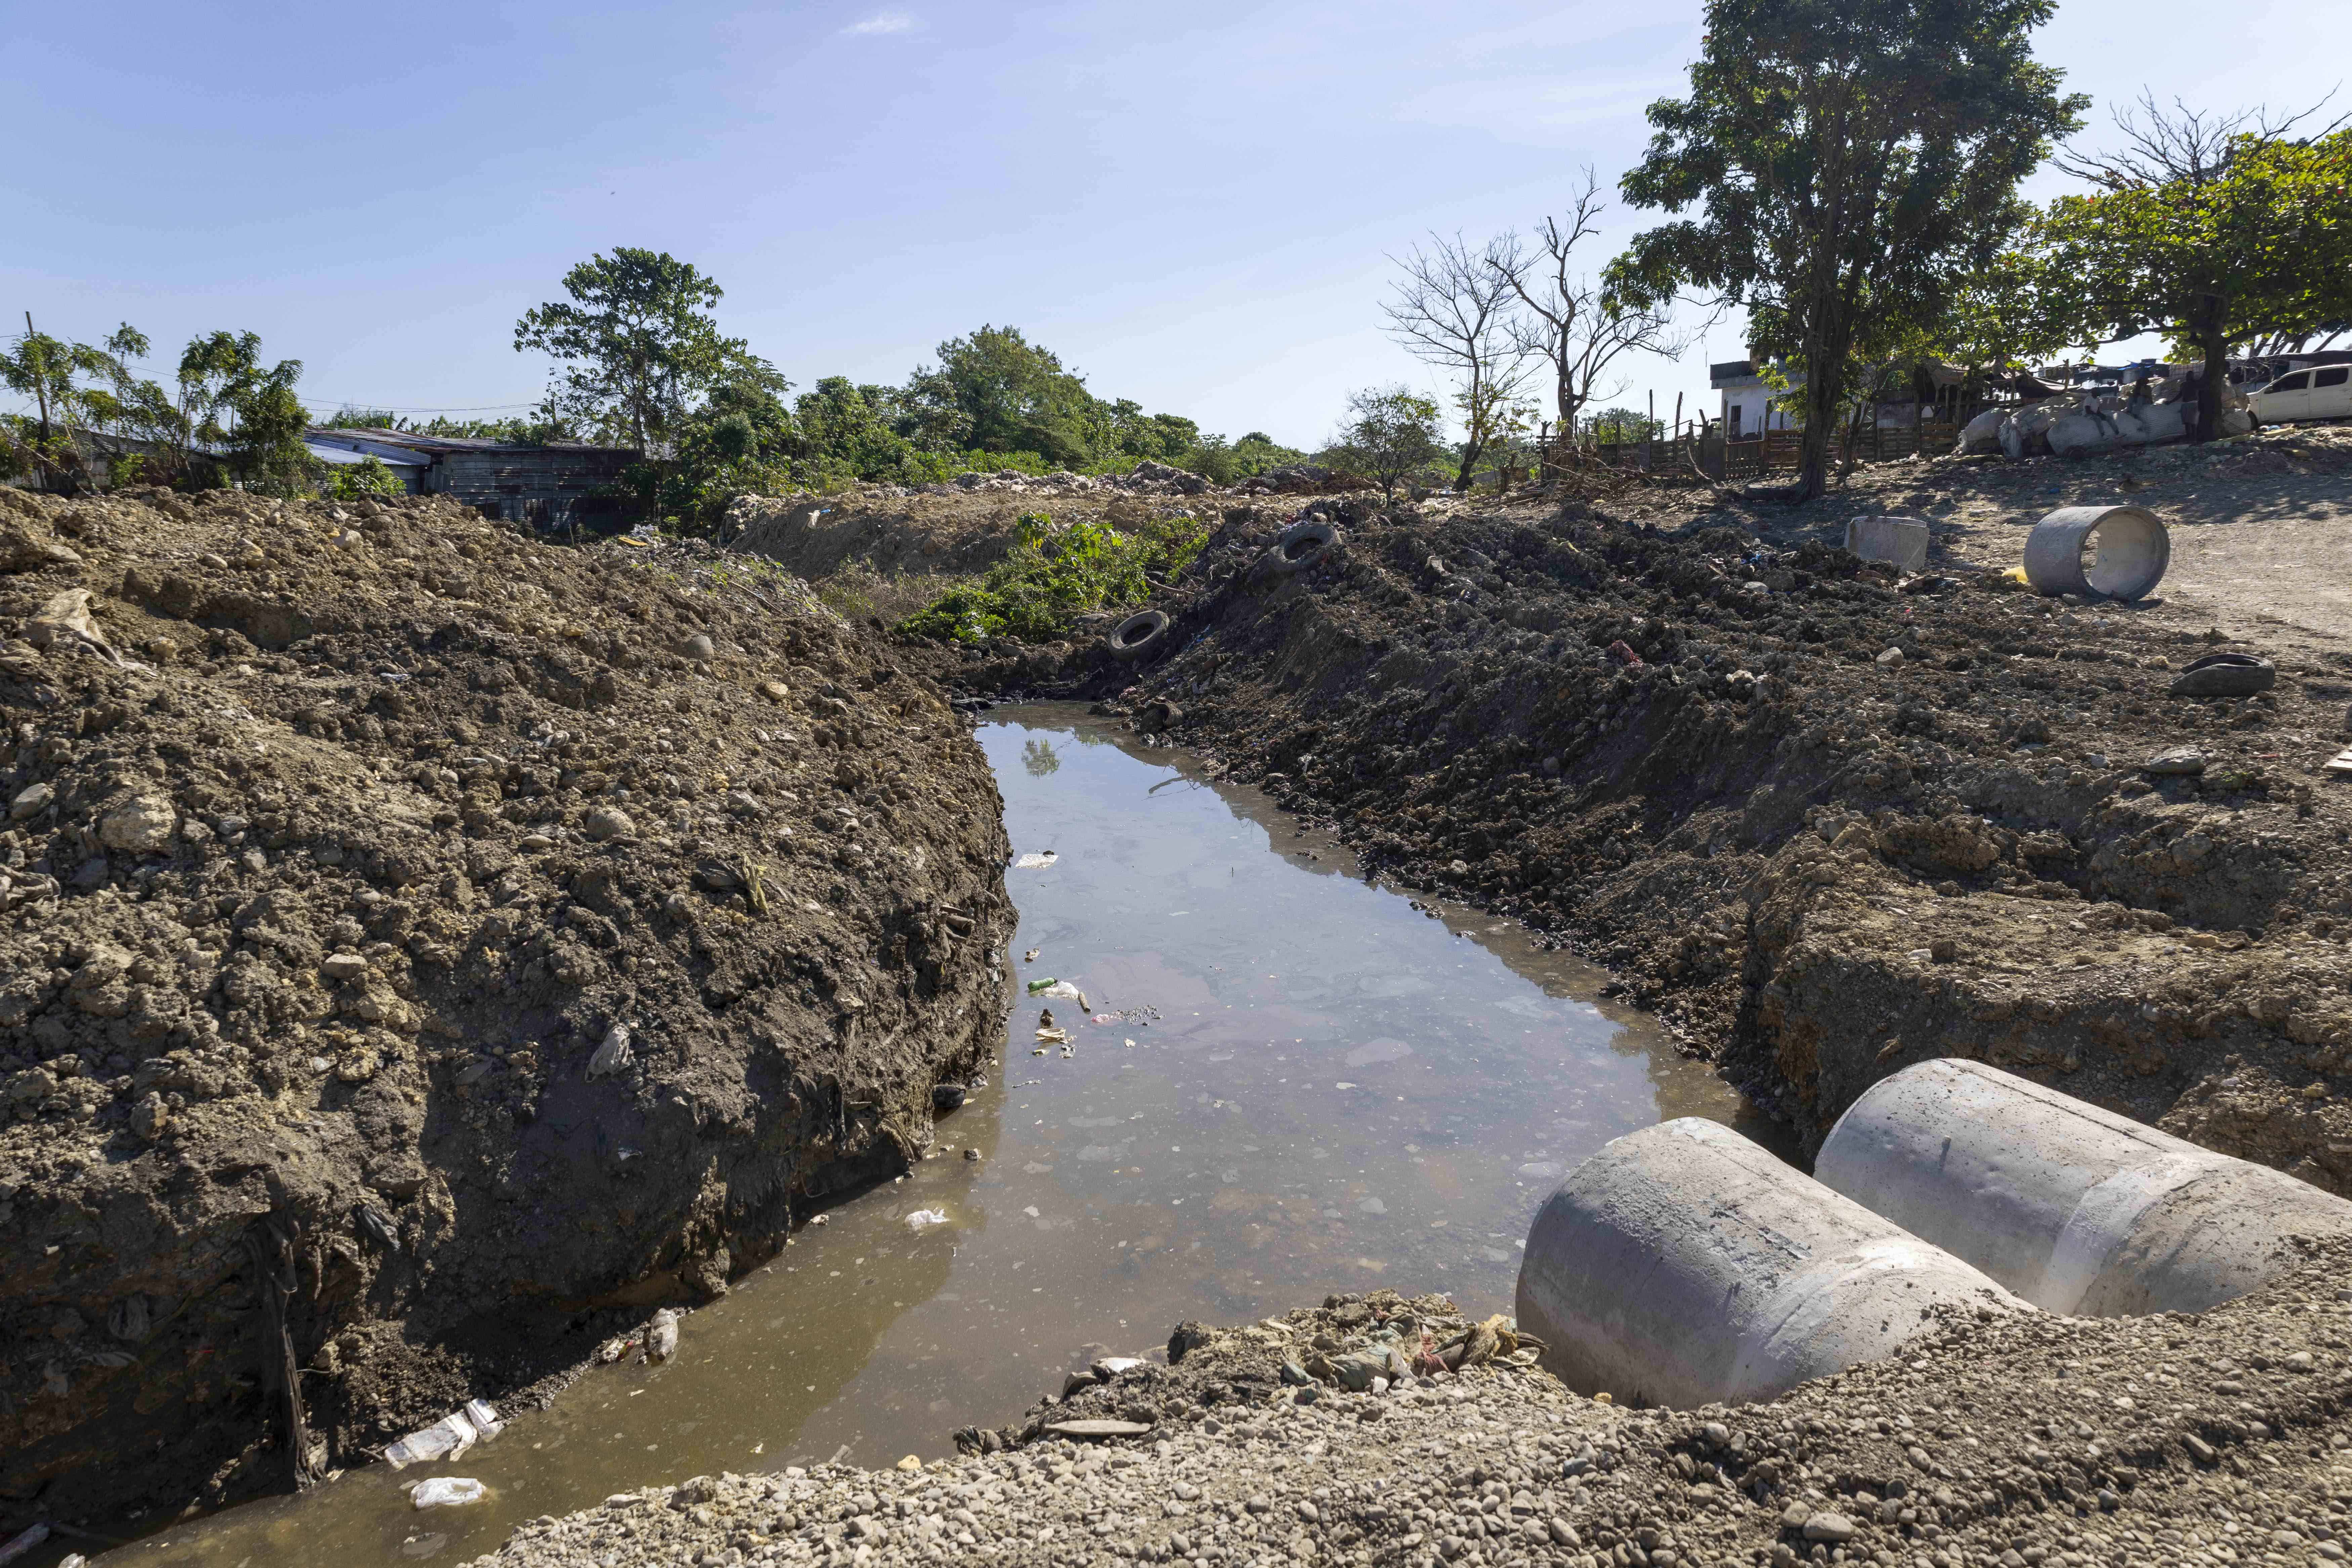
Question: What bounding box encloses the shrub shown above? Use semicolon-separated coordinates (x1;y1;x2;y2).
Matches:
895;510;1208;644
331;454;406;501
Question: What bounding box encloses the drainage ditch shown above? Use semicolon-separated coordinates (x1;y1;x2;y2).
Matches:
87;704;1774;1566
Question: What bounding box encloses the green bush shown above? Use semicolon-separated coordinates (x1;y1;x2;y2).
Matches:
331;453;406;501
895;510;1208;645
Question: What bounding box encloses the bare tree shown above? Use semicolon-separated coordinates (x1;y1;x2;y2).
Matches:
2053;87;2346;190
1382;232;1532;492
1493;170;1694;464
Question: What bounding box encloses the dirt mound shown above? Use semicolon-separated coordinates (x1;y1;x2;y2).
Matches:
1009;476;2352;1190
469;1247;2352;1568
0;486;1012;1527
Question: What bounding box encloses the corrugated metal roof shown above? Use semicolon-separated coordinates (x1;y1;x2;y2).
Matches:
308;426;639;458
304;438;426;468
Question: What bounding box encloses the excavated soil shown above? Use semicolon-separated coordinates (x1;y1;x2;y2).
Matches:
905;430;2352;1194
0;488;1013;1532
469;1251;2352;1568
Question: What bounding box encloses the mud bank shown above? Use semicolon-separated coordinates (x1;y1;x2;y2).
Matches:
0;489;1012;1529
909;444;2352;1193
467;1251;2352;1568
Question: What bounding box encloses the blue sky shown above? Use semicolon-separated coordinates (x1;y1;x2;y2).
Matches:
6;0;2349;449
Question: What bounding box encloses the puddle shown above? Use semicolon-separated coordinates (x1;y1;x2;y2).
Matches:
91;702;1772;1566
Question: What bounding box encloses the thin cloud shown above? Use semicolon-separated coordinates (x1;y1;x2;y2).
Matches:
843;11;918;34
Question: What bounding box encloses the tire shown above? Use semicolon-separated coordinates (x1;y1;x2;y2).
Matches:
1265;519;1338;575
1107;610;1169;662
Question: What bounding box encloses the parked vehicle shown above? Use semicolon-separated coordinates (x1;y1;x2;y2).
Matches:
2248;365;2352;425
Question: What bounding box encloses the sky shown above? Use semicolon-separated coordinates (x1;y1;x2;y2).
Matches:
6;0;2350;451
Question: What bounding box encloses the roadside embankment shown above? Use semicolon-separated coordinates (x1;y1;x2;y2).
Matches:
0;487;1012;1527
466;1256;2352;1568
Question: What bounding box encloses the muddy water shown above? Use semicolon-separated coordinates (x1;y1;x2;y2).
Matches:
96;703;1770;1567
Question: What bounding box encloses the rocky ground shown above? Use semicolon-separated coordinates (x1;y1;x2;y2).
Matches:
0;487;1013;1531
466;1254;2352;1568
910;427;2352;1191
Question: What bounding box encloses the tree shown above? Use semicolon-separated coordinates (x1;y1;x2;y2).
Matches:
2;317;124;487
1330;386;1444;500
897;325;1101;463
514;248;780;453
1495;171;1692;445
2032;101;2352;439
1382;233;1532;491
1579;407;1663;444
1609;0;2085;499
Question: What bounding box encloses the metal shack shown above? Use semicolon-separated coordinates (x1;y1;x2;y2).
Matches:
304;428;640;530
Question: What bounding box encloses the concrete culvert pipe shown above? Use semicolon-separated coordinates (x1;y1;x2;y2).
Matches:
1105;610;1168;662
2021;505;2169;600
1515;1118;2028;1409
1266;519;1337;575
1815;1059;2352;1317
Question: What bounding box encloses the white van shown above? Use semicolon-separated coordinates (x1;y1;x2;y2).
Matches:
2248;365;2352;425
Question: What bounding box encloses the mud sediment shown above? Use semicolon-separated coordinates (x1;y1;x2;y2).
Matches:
0;488;1012;1526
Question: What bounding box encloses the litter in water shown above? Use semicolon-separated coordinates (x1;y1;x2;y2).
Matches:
1025;977;1059;994
384;1410;482;1469
1036;980;1087;1005
1014;851;1059;869
905;1209;950;1231
410;1477;488;1509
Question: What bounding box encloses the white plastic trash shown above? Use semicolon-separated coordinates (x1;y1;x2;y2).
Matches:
384;1411;477;1469
410;1477;488;1509
462;1399;503;1440
1013;851;1059;869
905;1208;949;1231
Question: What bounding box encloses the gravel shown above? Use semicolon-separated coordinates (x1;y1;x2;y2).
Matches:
465;1251;2352;1567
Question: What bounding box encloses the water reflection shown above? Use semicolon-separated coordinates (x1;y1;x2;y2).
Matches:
95;702;1765;1567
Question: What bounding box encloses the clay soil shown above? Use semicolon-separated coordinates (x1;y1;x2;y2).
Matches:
940;426;2352;1196
0;489;1013;1533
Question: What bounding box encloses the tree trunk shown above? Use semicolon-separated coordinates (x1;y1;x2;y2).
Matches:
1453;438;1479;492
1792;367;1840;501
2192;291;2228;446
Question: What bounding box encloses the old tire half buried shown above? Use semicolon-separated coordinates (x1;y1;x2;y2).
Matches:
2168;651;2276;699
2021;505;2169;601
1265;519;1338;575
1107;610;1169;662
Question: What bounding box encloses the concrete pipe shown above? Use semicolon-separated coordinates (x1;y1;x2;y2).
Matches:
2021;505;2169;600
1515;1118;2027;1408
1815;1059;2352;1317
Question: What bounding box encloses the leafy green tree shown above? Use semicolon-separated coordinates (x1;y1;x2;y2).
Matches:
3;321;119;486
1609;0;2085;499
228;376;315;494
514;248;782;452
1329;386;1445;499
2030;112;2352;439
898;326;1104;463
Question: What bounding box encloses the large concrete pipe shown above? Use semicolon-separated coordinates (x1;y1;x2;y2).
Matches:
2021;505;2169;600
1516;1118;2027;1408
1815;1059;2352;1317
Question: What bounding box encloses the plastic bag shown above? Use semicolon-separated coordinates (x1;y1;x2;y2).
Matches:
1013;851;1059;869
905;1209;949;1231
410;1477;488;1509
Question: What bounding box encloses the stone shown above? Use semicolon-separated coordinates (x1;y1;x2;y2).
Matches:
321;951;371;982
8;782;53;821
681;634;717;661
130;1092;170;1140
2142;748;2207;776
98;792;176;853
584;806;637;842
1801;1511;1856;1544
